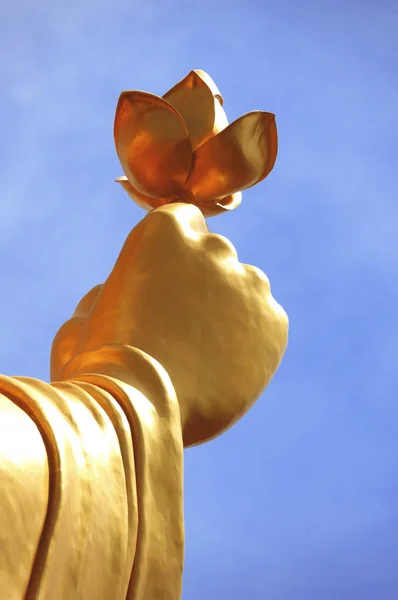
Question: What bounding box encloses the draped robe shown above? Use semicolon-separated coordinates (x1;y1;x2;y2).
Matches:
0;344;184;600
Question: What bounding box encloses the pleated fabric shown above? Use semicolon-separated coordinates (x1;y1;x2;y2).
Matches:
0;344;184;600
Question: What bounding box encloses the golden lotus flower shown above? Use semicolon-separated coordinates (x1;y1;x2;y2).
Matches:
114;69;278;217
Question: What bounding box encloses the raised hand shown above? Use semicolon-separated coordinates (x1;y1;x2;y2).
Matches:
51;203;288;447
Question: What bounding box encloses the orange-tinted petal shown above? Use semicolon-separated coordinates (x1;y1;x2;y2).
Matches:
114;91;192;198
196;192;242;218
163;70;228;150
185;111;278;202
213;97;228;136
194;70;228;137
115;176;168;211
194;70;224;105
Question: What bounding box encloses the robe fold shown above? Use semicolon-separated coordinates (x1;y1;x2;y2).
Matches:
0;344;184;600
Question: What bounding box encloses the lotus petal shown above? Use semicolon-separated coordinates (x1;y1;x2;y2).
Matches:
185;111;277;202
114;91;192;198
164;70;228;150
115;176;168;211
196;192;242;218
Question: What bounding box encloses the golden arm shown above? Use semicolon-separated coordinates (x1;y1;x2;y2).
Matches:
0;344;184;600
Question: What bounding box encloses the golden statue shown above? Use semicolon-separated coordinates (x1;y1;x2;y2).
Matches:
0;71;288;599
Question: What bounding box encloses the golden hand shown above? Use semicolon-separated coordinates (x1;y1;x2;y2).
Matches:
51;203;288;447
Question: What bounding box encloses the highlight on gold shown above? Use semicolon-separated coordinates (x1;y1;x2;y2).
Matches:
0;70;288;600
114;69;278;216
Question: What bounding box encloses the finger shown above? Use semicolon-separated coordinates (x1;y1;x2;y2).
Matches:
51;285;103;381
50;317;85;381
125;203;209;256
72;284;103;317
106;203;209;286
74;204;210;353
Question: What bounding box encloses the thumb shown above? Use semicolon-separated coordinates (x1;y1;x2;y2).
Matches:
50;285;103;381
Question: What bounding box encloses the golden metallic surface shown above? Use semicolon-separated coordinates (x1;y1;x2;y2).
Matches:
0;98;288;600
0;395;48;599
0;193;287;595
114;70;278;216
114;91;192;199
195;191;243;217
163;69;228;150
115;176;168;212
115;176;242;217
0;352;183;600
51;203;288;447
185;111;277;202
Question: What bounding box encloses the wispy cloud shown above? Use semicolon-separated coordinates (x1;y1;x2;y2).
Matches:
0;1;397;598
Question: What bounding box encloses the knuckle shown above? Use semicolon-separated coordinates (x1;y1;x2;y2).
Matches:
244;264;271;294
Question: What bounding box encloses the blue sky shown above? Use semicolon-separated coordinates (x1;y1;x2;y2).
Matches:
1;0;397;598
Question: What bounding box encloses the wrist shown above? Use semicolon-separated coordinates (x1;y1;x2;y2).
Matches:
56;343;182;423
